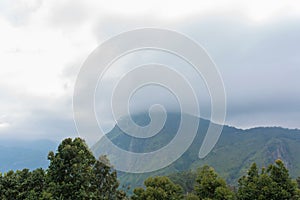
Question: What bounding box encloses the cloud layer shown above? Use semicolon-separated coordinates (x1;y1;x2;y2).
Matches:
0;0;299;140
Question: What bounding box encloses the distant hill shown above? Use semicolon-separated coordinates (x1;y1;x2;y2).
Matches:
1;113;299;191
93;112;300;190
0;139;58;172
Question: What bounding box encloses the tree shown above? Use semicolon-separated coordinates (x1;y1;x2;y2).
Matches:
47;137;126;199
237;163;259;200
185;193;200;200
194;165;234;200
267;159;299;198
47;138;96;199
168;170;197;194
297;177;300;189
0;138;127;199
132;176;183;200
0;168;48;200
0;170;19;199
29;168;46;190
91;155;126;199
237;160;300;200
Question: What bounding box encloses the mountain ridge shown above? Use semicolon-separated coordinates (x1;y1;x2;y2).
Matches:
92;112;300;190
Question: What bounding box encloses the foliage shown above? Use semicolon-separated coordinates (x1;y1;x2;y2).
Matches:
47;138;126;200
185;193;200;200
237;159;300;200
168;170;197;194
0;168;47;200
0;138;127;200
1;137;300;200
194;165;234;200
47;138;96;199
131;176;183;200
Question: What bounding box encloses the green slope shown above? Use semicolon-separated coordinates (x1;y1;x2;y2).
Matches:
92;112;300;191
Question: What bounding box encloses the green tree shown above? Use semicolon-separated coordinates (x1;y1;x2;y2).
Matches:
267;159;299;198
194;165;234;200
91;155;126;199
0;137;127;199
132;176;183;200
237;163;259;200
47;138;96;199
0;170;19;199
30;169;47;194
0;168;48;200
168;170;197;194
297;177;300;189
185;193;200;200
237;160;300;200
47;137;126;200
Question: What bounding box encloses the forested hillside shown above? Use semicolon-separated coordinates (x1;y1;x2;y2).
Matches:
93;112;300;189
0;138;299;199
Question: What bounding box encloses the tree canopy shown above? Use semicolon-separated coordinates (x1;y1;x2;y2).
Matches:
237;160;300;200
193;165;234;200
0;138;127;200
0;137;299;200
132;176;183;200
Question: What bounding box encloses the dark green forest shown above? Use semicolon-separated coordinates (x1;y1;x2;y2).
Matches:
0;138;299;199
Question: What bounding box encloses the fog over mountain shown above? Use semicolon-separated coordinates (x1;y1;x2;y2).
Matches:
0;0;299;142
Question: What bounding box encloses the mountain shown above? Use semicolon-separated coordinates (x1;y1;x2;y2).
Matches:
93;112;300;190
0;139;58;172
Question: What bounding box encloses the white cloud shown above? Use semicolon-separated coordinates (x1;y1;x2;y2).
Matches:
0;0;300;140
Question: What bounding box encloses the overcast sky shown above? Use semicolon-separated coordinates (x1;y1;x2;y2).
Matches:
0;0;300;141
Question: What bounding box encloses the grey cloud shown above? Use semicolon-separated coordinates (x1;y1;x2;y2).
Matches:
90;14;300;129
2;11;300;143
0;85;76;140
